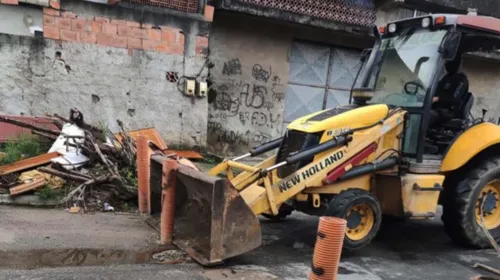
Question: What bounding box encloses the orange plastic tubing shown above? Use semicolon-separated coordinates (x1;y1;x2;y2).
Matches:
161;159;178;244
136;135;151;215
309;216;347;280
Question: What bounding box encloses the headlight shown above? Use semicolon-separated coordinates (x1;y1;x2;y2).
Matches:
388;23;397;33
422;17;431;28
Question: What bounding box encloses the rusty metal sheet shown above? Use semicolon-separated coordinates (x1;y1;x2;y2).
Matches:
0;152;60;176
0;116;60;143
115;128;167;151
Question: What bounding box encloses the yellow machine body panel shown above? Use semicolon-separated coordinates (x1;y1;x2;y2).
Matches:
240;110;406;215
287;104;389;134
441;122;500;172
401;174;445;218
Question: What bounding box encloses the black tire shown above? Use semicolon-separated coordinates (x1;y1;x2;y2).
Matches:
442;156;500;248
325;189;382;250
262;203;294;221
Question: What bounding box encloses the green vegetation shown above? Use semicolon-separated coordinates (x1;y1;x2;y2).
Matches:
0;135;49;165
201;154;223;165
36;185;60;201
119;167;138;188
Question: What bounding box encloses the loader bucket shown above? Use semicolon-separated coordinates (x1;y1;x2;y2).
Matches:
173;166;261;266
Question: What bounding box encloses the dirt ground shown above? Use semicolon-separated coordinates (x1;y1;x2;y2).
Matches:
1;205;499;279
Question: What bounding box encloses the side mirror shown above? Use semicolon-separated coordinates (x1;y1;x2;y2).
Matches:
439;31;461;60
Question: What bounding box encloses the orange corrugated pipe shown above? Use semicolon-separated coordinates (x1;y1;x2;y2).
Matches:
136;135;151;215
161;159;178;245
309;216;347;280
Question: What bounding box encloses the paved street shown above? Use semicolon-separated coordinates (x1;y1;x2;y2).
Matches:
1;208;499;279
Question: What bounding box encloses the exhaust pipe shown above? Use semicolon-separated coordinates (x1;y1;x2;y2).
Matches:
338;157;399;181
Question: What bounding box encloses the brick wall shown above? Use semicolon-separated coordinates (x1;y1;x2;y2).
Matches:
42;7;208;55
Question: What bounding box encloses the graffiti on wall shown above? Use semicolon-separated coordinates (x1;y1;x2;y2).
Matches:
208;59;286;154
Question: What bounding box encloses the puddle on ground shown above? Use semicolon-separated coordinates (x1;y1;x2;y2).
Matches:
0;247;169;269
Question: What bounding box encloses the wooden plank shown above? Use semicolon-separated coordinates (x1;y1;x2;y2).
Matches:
9;177;47;196
162;150;204;159
0;152;60;175
114;128;167;150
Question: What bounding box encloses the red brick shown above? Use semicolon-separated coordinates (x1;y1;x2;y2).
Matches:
72;18;87;32
117;25;132;37
102;23;117;34
49;0;60;9
141;23;153;29
60;29;78;41
43;26;60;40
196;36;209;48
142;39;160;51
170;43;184;55
1;0;18;5
126;21;141;28
204;5;214;22
127;37;142;49
96;33;127;48
62;11;77;19
155;42;171;53
80;31;97;44
43;8;60;16
111;19;127;26
89;21;102;33
55;17;72;30
94;16;110;23
148;29;161;41
178;32;184;46
43;15;55;26
195;36;209;55
161;29;175;43
131;27;148;39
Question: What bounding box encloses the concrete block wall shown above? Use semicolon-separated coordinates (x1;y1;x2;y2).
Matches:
0;1;210;148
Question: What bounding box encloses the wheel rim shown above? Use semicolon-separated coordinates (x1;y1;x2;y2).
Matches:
475;179;500;230
345;204;374;241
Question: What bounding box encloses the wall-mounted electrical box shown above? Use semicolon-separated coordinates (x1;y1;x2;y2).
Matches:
184;79;195;96
196;81;207;97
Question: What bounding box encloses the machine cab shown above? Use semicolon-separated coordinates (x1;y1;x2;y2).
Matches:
352;14;500;170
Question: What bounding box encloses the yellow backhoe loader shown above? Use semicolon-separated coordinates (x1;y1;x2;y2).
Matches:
163;14;500;265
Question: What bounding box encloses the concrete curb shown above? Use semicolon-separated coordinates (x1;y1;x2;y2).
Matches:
0;194;59;206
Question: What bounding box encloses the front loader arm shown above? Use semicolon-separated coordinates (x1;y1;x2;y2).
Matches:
212;111;405;216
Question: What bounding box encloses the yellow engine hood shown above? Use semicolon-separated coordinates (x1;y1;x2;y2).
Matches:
287;104;389;134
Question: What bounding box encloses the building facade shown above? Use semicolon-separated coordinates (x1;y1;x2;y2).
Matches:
207;0;377;155
207;0;500;156
0;0;211;148
1;0;499;156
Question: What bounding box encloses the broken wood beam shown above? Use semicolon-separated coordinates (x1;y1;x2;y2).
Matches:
162;150;203;160
474;263;500;277
37;167;91;182
472;276;500;280
32;130;58;141
0;152;60;176
9;177;47;196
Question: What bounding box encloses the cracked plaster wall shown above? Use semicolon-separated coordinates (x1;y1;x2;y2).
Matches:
0;34;208;148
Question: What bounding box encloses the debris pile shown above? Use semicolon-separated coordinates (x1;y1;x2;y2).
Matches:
0;109;138;211
0;109;205;212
